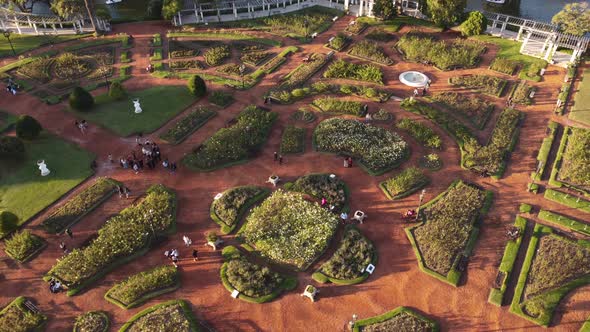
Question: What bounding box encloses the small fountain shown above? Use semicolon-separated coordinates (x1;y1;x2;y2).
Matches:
399;71;429;88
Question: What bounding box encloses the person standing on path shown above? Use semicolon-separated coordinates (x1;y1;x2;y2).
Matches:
182;235;192;247
124;186;131;199
192;249;198;262
274;151;278;162
65;228;73;239
279;155;283;165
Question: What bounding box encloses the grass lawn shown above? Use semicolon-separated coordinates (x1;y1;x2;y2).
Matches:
95;0;148;23
69;86;197;136
470;35;546;72
0;111;17;133
0;134;94;237
0;33;90;58
569;68;590;126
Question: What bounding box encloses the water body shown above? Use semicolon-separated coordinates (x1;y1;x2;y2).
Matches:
466;0;580;22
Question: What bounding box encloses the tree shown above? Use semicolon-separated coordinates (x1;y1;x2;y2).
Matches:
460;11;487;36
0;136;25;156
426;0;466;28
109;81;127;100
552;2;590;36
372;0;396;20
69;87;95;111
0;210;18;236
51;0;98;34
188;75;207;97
0;0;27;12
15;115;42;140
162;0;182;20
147;0;163;19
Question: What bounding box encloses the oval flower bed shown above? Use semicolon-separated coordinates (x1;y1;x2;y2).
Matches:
314;118;409;175
45;185;177;296
288;173;349;213
352;306;438;332
312;226;376;285
238;190;339;270
105;265;180;309
119;299;199;332
379;167;429;200
210;186;270;234
220;246;297;303
73;311;109;332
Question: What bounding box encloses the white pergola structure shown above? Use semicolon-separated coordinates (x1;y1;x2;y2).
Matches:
0;7;109;35
484;11;589;65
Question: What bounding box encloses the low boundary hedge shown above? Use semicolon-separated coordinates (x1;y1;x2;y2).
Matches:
548;126;590;196
488;216;527;306
531;121;558;181
209;187;270;234
118;299;200;332
544;189;590;214
352;306;439;332
379;177;430;200
159;108;217;145
537;210;590;236
4;233;47;263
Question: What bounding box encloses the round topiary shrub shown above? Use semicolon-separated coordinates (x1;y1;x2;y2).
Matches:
109;81;127;100
0;211;18;235
15;115;42;139
69;86;95;111
0;136;25;156
460;11;487;37
187;75;207;97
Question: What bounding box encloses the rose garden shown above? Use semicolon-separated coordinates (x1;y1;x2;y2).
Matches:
0;1;589;331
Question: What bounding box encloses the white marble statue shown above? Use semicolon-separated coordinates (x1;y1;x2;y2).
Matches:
37;160;50;176
133;99;142;114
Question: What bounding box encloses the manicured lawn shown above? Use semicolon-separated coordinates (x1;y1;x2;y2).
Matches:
69;86;197;136
470;35;546;73
569;68;590;126
95;0;148;23
0;33;90;58
0;111;18;133
0;134;94;237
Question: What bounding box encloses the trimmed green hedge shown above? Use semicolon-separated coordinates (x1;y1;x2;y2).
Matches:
41;177;119;234
488;216;527;306
311;97;365;117
4;230;46;263
379;167;429;200
538;210;590;236
519;203;532;213
118;299;200;332
352;306;438;332
159;108;217;145
0;296;47;332
550;127;590;195
210;186;270;234
531;121;558;181
544;188;590;214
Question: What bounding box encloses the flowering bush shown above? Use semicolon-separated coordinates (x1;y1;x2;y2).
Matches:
225;256;283;297
381;167;428;198
46;185;177;291
204;45;231;67
212;186;267;227
41;177;119;233
290;174;348;212
106;265;178;308
184;105;277;170
319;227;374;279
490;57;519;75
396;118;441;149
169;40;199;58
216;63;244;77
240;190;338;270
120;301;195;332
280;126;305;154
511;81;533;105
263;10;332;37
314;118;408;174
363;311;434;332
240;51;269;66
327;33;349;51
160;108;216;145
449;75;507;97
348;40;393;65
73;311;109;332
208;91;234;107
4;230;44;262
559;127;590;187
0;297;46;332
323;59;383;84
169;60;202;71
396;34;485;70
413;182;486;275
430;91;494;129
282;53;328;88
344;22;368;35
312;97;364;116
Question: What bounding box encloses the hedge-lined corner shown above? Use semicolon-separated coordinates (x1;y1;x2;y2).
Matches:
405;180;492;286
530;121;558;182
105;265;180;309
379;167;429;200
312;226;377;285
183;105;277;172
4;230;47;263
549;126;590;196
210;186;270;234
519;203;532;213
288;173;350;213
118;299;201;332
44;184;177;296
219;246;297;303
159;107;217;145
537;210;590;236
509;223;590;327
73;311;109;332
488;216;527;306
544;188;590;214
41;177;120;234
0;296;47;332
352;306;439;332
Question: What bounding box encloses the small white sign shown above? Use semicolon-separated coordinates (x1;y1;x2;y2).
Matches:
366;264;375;274
231;290;240;298
214;193;223;200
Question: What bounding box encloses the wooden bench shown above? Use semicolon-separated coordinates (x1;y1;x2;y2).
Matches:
24;300;40;314
529;90;536;99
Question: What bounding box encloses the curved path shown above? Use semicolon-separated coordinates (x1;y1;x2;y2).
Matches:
1;18;589;332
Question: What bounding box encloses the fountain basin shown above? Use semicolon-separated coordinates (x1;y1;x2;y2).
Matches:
399;71;429;88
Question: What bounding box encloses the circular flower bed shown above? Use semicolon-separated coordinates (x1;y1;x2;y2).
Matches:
51;53;93;80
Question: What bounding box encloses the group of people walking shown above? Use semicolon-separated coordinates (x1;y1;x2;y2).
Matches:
5;78;17;95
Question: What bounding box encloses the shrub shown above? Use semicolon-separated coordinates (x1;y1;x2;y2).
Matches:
449;74;507;97
328;33;348;50
396;118;441;149
240;51;269;66
290;174;348;212
160;108;216;145
490;57;519;75
559;127;590;187
204;45;231;66
420;153;442;170
280;126;305;154
314;118;408;174
69;87;95;111
0;136;24;156
240;190;339;269
161;0;182;20
73;311;109;332
430;91;494;128
0;211;18;236
460;11;487;36
119;300;197;331
15;115;42;139
208;91;233;107
519;203;532;213
211;186;267;228
381;167;428;198
319;227;374;280
4;230;44;262
312;97;365;116
323;59;383;84
396;34;485;70
108;81;126;100
282;53;328;88
225;256;283;297
106;265;178;308
187;75;206;97
0;297;46;332
511;81;533;105
348;40;393;65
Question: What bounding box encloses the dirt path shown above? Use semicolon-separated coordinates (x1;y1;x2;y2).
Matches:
1;17;589;332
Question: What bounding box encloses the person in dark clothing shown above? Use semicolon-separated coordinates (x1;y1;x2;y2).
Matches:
192;249;198;262
278;155;283;165
65;228;73;238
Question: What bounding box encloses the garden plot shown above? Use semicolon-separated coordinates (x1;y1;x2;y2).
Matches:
429;91;494;129
210;186;270;234
550;126;590;195
0;297;46;332
119;299;200;331
288;173;349;213
352;306;438;332
73;311;109;332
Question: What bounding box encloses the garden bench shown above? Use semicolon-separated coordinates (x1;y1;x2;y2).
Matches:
353;210;367;224
333;16;339;22
231;289;240;298
529;90;535;99
328;37;335;43
301;285;318;302
207;238;224;251
267;175;280;187
349;20;356;25
327;51;335;58
311;32;318;39
24;300;40;314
